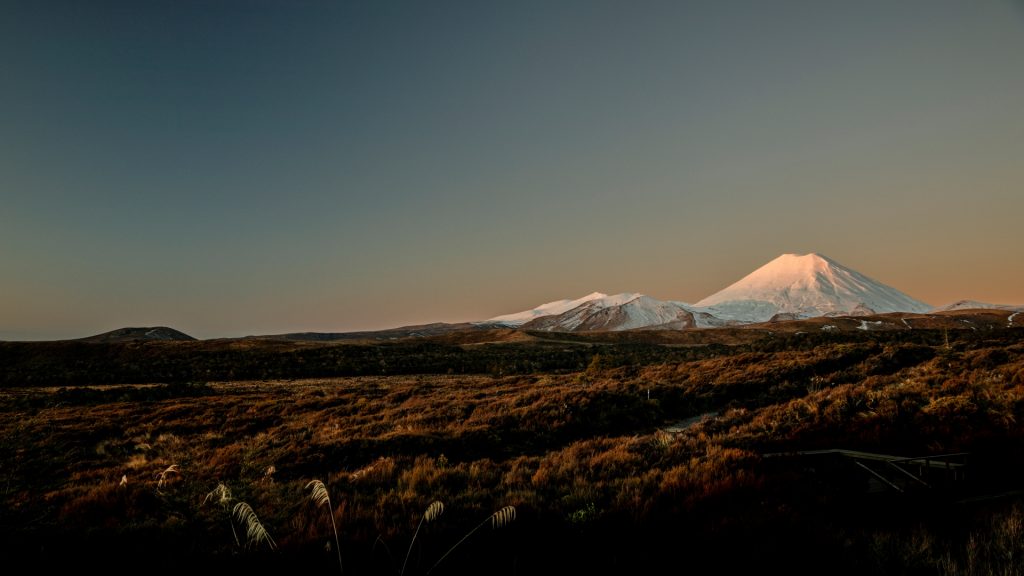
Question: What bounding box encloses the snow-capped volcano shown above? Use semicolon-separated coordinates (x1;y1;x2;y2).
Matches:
695;253;931;322
487;292;608;327
481;253;932;331
521;293;699;332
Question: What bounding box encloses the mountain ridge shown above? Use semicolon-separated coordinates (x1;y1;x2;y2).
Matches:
489;252;936;331
25;254;1019;341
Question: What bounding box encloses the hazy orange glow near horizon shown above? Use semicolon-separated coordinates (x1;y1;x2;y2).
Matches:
2;1;1023;340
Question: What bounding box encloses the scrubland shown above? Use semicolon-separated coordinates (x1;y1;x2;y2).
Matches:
2;328;1024;574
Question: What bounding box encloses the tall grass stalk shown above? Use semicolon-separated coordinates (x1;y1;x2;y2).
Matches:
307;479;343;573
232;501;277;550
203;482;239;546
401;501;444;576
426;506;515;575
372;534;397;574
156;464;179;493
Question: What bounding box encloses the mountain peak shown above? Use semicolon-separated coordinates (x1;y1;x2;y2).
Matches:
487;292;608;327
520;292;698;332
781;252;827;259
483;252;932;331
765;252;837;271
695;253;930;321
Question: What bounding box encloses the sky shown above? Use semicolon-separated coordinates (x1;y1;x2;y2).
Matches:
2;0;1023;340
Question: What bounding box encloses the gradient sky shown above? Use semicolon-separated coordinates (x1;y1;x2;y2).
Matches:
3;0;1023;340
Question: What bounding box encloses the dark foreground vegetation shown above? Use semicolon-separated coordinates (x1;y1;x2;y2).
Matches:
2;327;1024;575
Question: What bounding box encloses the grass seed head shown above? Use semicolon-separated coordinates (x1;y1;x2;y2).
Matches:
232;501;277;550
306;479;332;509
202;483;233;508
156;464;179;492
424;500;445;523
492;506;516;529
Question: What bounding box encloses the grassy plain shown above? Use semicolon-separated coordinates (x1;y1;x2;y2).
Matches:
2;320;1024;574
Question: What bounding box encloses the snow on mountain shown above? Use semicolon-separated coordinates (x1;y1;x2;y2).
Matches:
521;293;697;332
669;302;734;328
481;252;936;332
487;292;607;327
695;253;931;323
931;300;1023;312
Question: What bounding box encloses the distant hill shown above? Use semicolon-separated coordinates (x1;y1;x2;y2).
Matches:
739;308;1020;333
79;327;196;343
252;322;488;341
932;299;1023;312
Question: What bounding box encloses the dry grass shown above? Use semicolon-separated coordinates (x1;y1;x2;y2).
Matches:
2;332;1024;573
202;482;233;508
427;505;517;575
307;479;343;573
156;464;179;493
402;500;445;576
203;482;239;546
232;501;276;550
490;506;516;529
